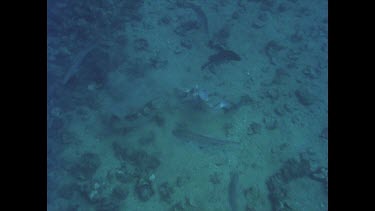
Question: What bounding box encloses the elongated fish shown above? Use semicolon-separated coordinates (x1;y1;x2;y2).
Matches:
63;44;97;84
172;128;239;147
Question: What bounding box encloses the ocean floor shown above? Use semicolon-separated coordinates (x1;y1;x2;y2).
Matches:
47;0;328;210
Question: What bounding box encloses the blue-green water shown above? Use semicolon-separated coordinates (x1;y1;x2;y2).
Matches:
47;0;327;210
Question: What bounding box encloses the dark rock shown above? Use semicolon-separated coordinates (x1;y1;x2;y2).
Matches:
272;68;290;84
274;106;286;116
284;104;293;113
252;12;268;29
266;175;287;210
169;201;185;211
209;26;231;49
238;95;254;106
69;152;101;180
263;116;278;130
309;167;328;183
260;0;276;11
159;15;172;25
138;131;156;145
174;20;200;36
95;197;120;211
232;11;240;19
128;150;161;173
135;180;155;201
158;182;174;203
180;38;193;49
320;127;328;140
125;58;149;78
134;38;149;51
252;18;266;29
222;123;233;137
58;183;79;199
291;30;303;43
79;179;106;203
112;142;129;162
115;167;135;184
278;157;311;182
175;175;190;188
243;186;261;208
209;172;221;184
245;204;257;211
49;117;64;131
247;122;262;135
111;185;129;201
295;88;315;106
277;2;291;13
114;34;127;46
265;40;285;65
149;55;168;69
302;65;320;79
152;114;165;127
266;153;313;211
266;88;279;101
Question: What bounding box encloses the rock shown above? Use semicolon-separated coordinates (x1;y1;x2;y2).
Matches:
295;88;315;106
135;179;155;201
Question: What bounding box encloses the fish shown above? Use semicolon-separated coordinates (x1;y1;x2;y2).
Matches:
201;50;241;71
172;128;239;147
63;44;98;84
